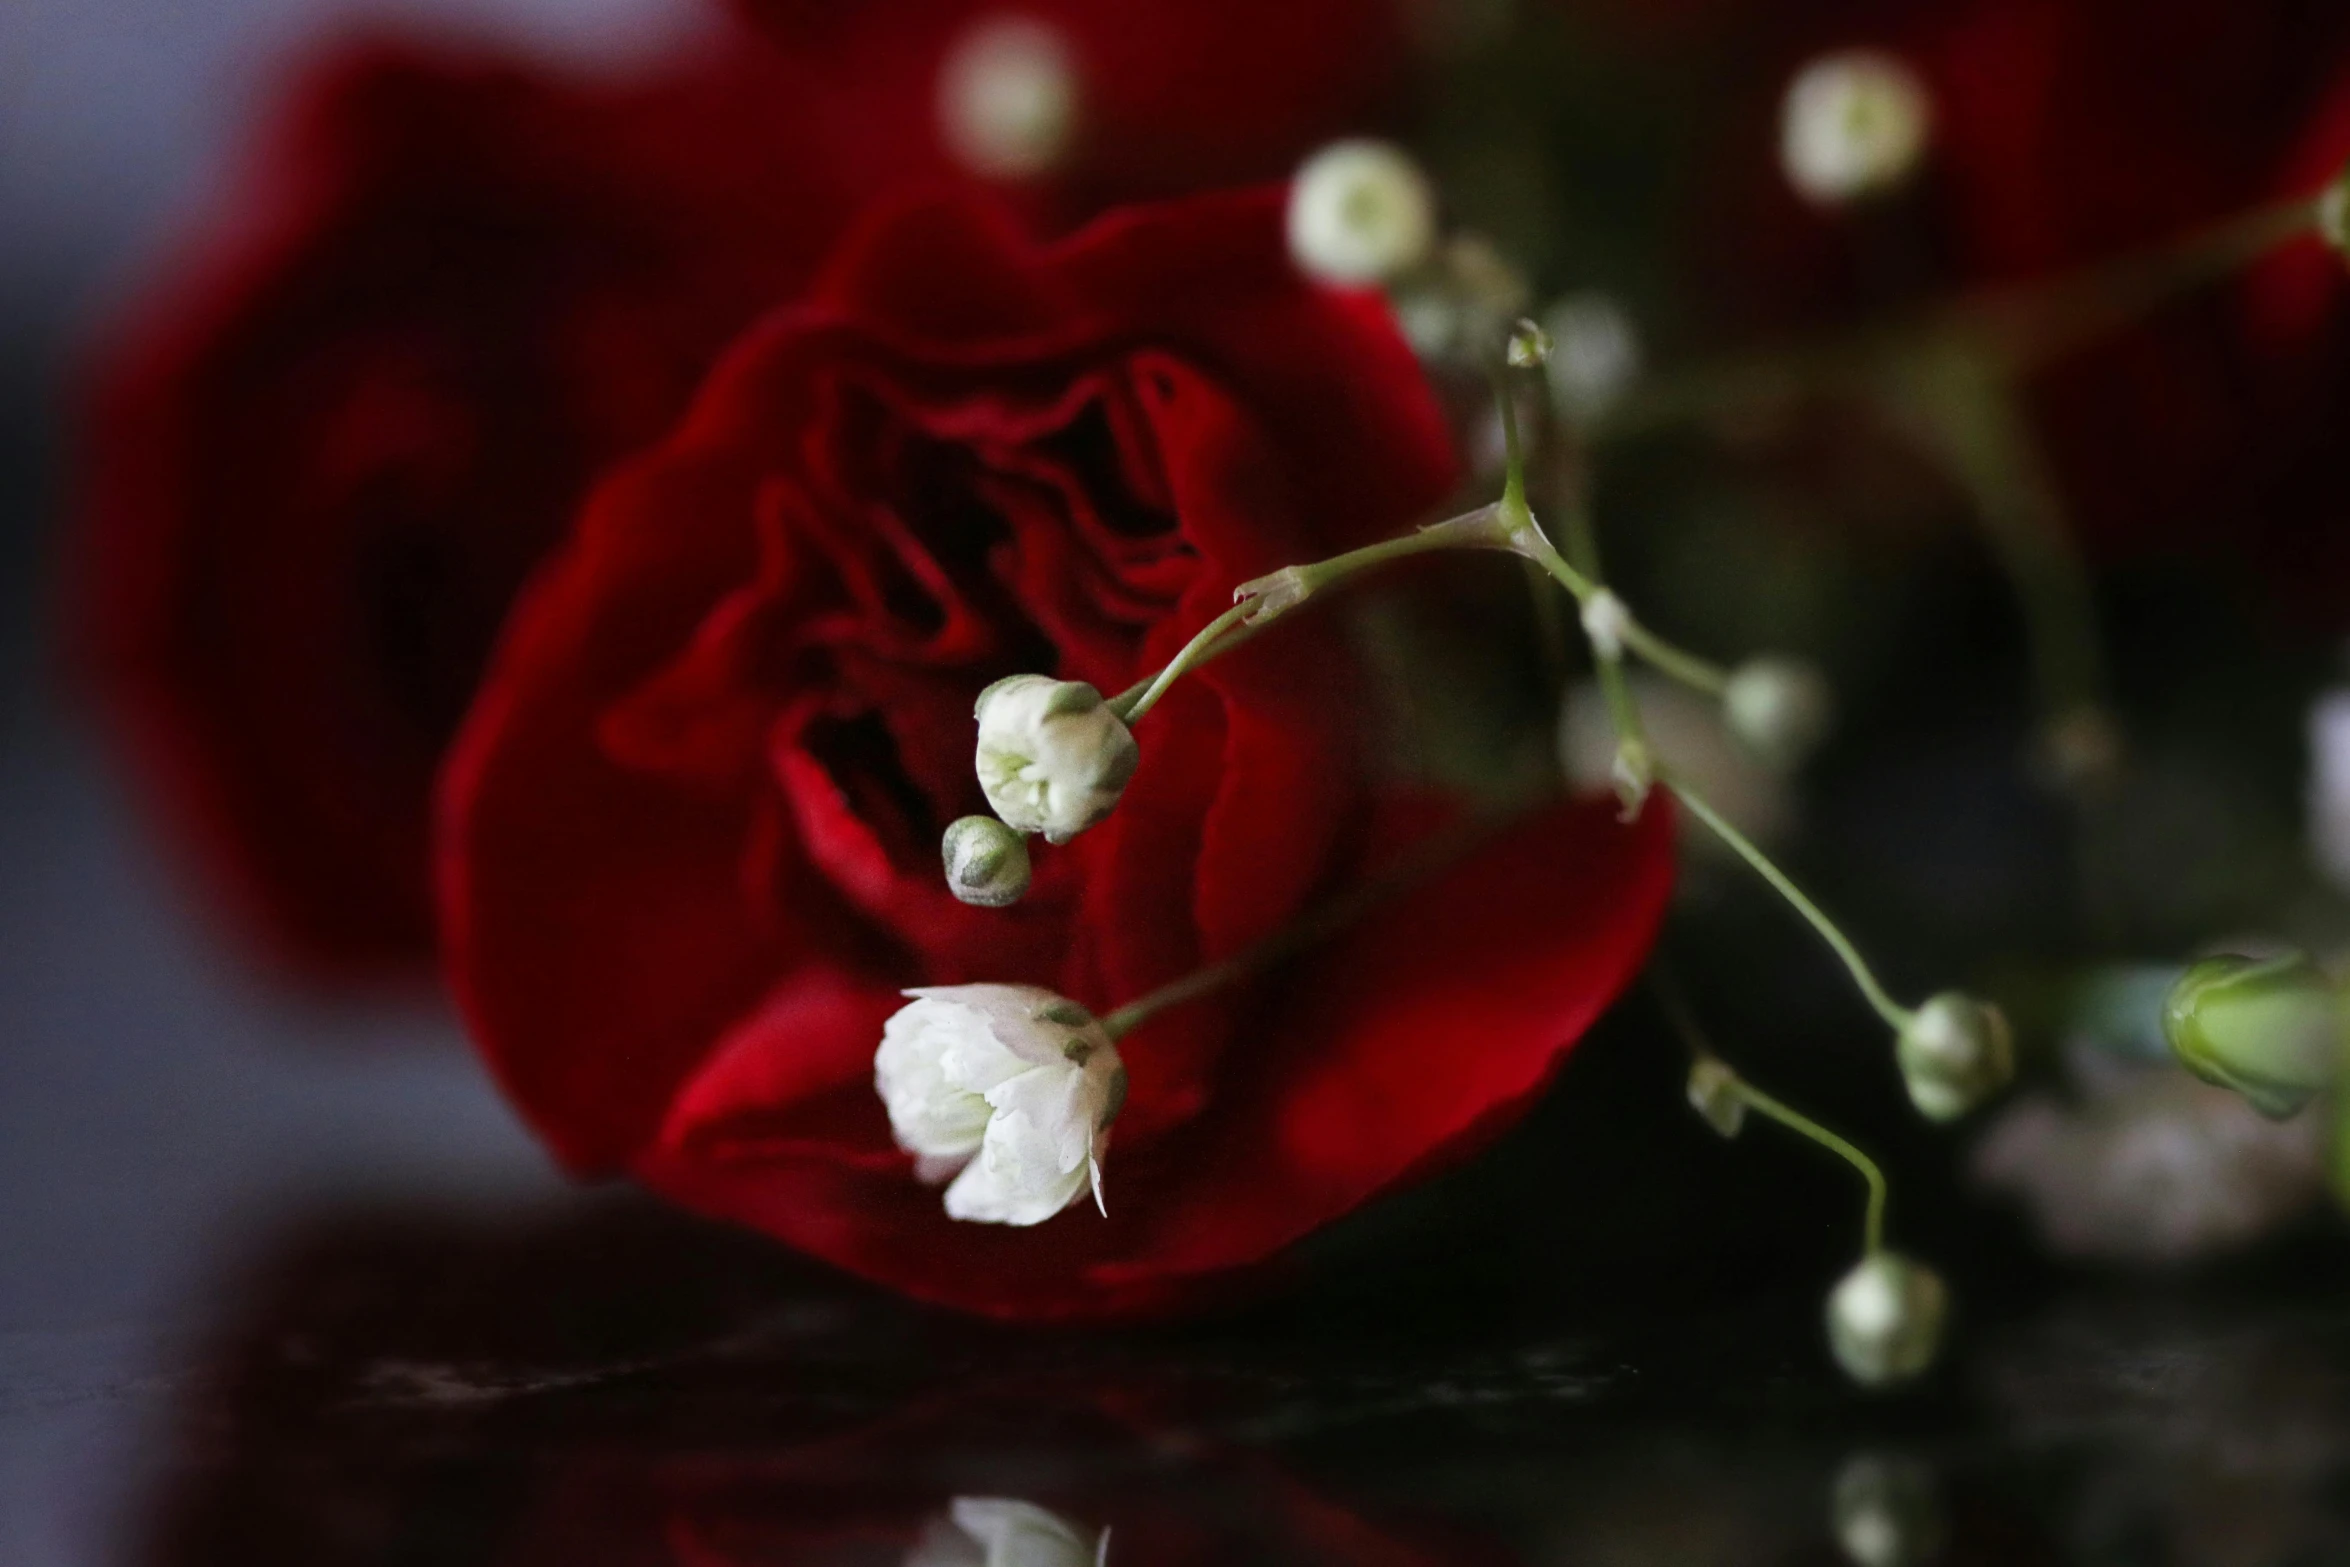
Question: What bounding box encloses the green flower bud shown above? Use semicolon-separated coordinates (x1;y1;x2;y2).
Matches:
1826;1251;1948;1387
2163;952;2342;1120
941;815;1032;908
1895;992;2015;1121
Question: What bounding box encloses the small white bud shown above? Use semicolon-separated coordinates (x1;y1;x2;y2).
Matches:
1780;49;1932;206
1287;139;1438;287
1542;291;1643;422
874;984;1128;1226
907;1497;1103;1567
941;815;1032;908
1579;590;1632;661
1723;655;1835;772
974;675;1138;844
1896;992;2016;1122
938;15;1080;181
1687;1056;1748;1138
1505;316;1552;368
1826;1251;1948;1386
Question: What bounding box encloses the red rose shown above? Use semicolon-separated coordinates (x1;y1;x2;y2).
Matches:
76;31;903;977
438;189;1675;1319
736;0;1417;204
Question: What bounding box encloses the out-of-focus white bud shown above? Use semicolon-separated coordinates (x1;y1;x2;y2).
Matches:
1505;316;1552;368
938;15;1080;181
1561;673;1795;851
1687;1056;1748;1138
1826;1251;1948;1386
1393;233;1529;366
2307;688;2350;892
974;675;1138;843
1579;590;1632;661
1780;49;1932;206
875;984;1127;1226
1895;992;2016;1122
1541;291;1643;422
1832;1455;1946;1567
2035;703;2124;795
1287;139;1438;287
2322;158;2350;263
1723;655;1835;772
941;814;1032;908
907;1497;1103;1567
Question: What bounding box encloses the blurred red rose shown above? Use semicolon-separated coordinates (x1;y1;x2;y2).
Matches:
437;188;1673;1319
78;30;909;978
736;0;1418;208
1683;0;2350;614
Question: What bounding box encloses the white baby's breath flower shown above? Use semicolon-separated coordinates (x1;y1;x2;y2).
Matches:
907;1497;1104;1567
1542;291;1643;422
939;15;1080;180
1287;139;1437;286
974;675;1138;843
1780;49;1932;206
874;984;1127;1226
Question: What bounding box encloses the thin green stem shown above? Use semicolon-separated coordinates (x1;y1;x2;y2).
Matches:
1961;195;2320;375
1727;1074;1891;1257
1113;600;1255;724
1652;978;1889;1257
1619;620;1731;696
1665;772;1915;1033
1112;506;1520;725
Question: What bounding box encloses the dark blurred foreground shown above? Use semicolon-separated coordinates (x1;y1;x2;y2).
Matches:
100;1193;2350;1567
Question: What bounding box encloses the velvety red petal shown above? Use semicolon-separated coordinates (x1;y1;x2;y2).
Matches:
632;795;1675;1320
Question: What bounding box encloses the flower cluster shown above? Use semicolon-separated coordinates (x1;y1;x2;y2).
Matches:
72;0;2350;1386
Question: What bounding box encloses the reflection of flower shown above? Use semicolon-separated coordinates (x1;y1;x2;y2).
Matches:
908;1497;1104;1567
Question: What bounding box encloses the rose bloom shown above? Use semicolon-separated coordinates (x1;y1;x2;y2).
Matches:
736;0;1417;200
438;189;1674;1319
78;0;1415;983
77;29;902;976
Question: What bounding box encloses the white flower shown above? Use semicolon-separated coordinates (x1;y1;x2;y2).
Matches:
1780;49;1932;206
1541;291;1643;422
874;984;1127;1226
974;675;1138;843
1286;139;1437;287
2307;687;2350;892
907;1497;1104;1567
1722;656;1834;772
938;15;1080;180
